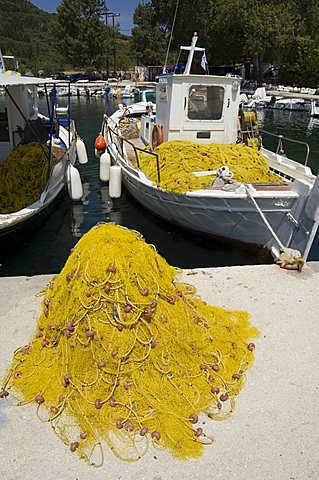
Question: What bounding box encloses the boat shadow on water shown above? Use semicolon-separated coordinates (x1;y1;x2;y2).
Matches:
110;188;273;269
0;191;78;276
0;183;272;278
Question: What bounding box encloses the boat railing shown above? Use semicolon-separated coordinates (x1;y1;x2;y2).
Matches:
53;119;76;165
260;129;310;166
107;125;161;184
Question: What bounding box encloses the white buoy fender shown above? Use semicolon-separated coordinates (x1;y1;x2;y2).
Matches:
76;137;88;164
95;148;100;159
67;164;83;201
100;151;111;182
109;165;122;198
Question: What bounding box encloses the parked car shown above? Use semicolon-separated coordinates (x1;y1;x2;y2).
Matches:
67;72;103;83
67;73;83;83
51;72;67;80
83;71;102;81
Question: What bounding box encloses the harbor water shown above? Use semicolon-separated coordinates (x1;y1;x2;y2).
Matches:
1;95;319;276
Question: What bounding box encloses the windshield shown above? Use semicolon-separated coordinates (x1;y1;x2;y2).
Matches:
188;85;224;120
145;91;156;102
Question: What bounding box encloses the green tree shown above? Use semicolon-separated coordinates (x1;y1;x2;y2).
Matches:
54;0;111;69
210;0;299;81
130;0;319;85
151;0;214;50
0;0;63;74
131;0;215;67
279;36;319;87
130;2;167;65
115;35;136;72
293;0;319;38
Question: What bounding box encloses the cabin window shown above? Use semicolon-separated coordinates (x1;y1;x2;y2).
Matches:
188;85;224;120
145;91;156;102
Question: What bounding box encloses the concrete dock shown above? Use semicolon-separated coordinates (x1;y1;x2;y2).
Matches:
1;263;319;480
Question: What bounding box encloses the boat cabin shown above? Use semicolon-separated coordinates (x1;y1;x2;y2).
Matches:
139;33;241;147
155;73;240;144
0;75;45;164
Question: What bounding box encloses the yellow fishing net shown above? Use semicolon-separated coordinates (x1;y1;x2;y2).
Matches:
138;140;282;193
0;143;57;214
1;223;259;466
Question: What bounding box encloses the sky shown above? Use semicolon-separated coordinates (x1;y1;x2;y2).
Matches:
30;0;139;34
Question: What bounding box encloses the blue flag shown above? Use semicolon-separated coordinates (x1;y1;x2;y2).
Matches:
201;51;208;72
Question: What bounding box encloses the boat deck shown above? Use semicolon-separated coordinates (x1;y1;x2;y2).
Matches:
123;135;146;165
122;138;292;192
51;144;67;161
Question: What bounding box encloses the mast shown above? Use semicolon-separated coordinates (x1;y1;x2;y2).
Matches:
181;32;205;75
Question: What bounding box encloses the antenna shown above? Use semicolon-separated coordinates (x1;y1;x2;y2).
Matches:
162;0;180;74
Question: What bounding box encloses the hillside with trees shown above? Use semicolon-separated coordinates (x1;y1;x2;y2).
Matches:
1;0;319;86
0;0;65;74
0;0;132;75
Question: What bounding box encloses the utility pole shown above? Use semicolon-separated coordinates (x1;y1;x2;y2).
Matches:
103;4;120;74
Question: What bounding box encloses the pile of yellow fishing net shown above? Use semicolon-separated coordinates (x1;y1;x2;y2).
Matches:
138;140;281;193
1;223;258;466
0;143;57;214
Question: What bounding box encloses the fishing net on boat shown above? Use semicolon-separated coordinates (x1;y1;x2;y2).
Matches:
1;223;259;465
118;117;140;139
138;140;282;193
0;143;57;214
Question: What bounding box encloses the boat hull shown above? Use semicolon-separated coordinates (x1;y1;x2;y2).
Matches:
109;149;295;250
0;186;67;241
0;127;77;238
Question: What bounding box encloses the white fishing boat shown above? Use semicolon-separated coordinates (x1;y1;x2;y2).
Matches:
244;87;275;109
114;89;156;118
100;34;319;267
0;71;88;238
270;97;307;111
56;87;77;97
120;84;138;99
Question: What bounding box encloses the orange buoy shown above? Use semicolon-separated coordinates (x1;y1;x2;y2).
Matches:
95;132;106;152
151;124;164;149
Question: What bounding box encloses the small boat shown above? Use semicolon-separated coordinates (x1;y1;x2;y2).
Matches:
310;99;319;117
244;87;275;109
114;89;156;118
120;84;138;99
136;88;156;103
56;87;77;97
269;97;307;111
0;71;87;238
100;33;319;267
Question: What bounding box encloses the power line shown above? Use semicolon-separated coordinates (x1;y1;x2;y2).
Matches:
102;3;120;72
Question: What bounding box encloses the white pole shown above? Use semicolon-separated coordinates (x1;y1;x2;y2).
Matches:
184;33;198;75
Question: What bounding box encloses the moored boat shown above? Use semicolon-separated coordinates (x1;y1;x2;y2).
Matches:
99;34;319;268
244;87;275;109
269;97;308;111
0;70;87;238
